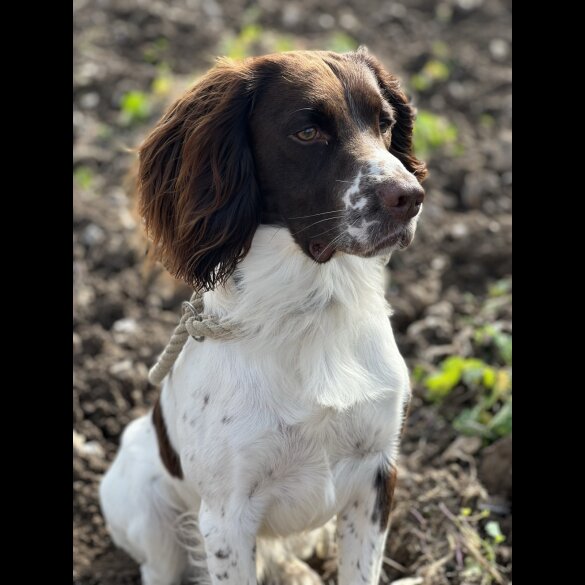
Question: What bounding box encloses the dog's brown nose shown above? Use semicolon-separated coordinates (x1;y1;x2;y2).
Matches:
377;181;425;220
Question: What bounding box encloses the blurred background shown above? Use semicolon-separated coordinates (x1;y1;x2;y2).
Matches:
73;1;512;583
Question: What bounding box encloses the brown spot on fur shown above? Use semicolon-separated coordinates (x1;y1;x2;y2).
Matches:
152;397;183;479
372;465;397;531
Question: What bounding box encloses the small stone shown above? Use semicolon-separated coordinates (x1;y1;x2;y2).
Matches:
339;10;359;31
391;578;424;585
113;318;138;334
73;429;86;452
489;38;509;61
80;92;100;109
81;441;105;458
450;223;469;238
456;0;484;10
431;256;447;271
109;359;133;375
81;224;106;247
318;14;335;29
282;4;301;27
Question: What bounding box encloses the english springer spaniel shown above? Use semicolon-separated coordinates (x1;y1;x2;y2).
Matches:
100;47;427;585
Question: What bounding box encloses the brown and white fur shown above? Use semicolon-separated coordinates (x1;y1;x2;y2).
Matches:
99;47;427;585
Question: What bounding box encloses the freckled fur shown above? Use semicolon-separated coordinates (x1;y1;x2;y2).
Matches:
100;47;423;585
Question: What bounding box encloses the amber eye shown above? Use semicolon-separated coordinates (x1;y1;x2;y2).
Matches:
379;119;392;134
295;127;319;141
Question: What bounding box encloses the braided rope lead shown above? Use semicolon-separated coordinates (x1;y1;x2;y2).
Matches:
148;291;236;385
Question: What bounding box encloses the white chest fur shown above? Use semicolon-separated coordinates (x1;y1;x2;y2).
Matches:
161;227;410;536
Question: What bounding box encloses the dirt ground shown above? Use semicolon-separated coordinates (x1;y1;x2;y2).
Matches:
73;1;512;583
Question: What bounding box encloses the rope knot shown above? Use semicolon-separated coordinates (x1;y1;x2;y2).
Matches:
147;291;237;386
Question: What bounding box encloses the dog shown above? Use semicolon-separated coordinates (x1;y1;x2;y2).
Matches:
99;47;427;585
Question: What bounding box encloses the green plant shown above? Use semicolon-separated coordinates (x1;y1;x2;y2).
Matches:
221;23;264;59
325;32;358;53
474;324;512;366
73;166;93;190
454;394;512;440
485;521;506;545
143;37;169;64
411;40;452;92
411;58;450;92
422;355;512;441
440;505;506;584
151;65;173;97
119;90;151;125
413;110;458;157
487;278;512;298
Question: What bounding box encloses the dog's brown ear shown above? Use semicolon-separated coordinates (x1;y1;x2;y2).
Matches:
138;58;262;291
357;54;428;183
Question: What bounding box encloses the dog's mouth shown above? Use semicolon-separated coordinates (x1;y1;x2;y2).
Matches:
306;212;419;263
344;217;418;258
308;227;412;263
367;224;414;254
309;240;336;263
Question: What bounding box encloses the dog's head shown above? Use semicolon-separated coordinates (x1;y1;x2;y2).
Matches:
138;48;427;290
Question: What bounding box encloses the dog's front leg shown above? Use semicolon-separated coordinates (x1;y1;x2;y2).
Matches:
199;503;258;585
336;463;397;585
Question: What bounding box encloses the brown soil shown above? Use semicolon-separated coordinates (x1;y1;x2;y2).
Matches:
73;1;512;583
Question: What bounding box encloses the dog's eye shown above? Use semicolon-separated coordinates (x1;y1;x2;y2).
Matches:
379;119;392;134
295;127;319;142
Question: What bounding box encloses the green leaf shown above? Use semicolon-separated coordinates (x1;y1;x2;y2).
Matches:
460;358;489;386
424;356;465;400
240;23;263;44
487;400;512;437
494;333;512;365
482;367;496;389
410;59;450;92
423;59;450;82
485;521;506;544
143;37;169;63
119;90;151;124
326;32;358;53
453;405;490;438
488;278;511;297
413;110;458;157
152;74;172;96
73;166;93;190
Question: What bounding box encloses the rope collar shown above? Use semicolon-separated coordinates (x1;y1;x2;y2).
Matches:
148;291;236;385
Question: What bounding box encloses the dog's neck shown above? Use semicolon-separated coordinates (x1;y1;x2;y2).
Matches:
200;227;398;410
205;226;391;336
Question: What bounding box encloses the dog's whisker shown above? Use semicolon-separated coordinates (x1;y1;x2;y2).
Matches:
316;218;359;260
316;234;344;261
269;227;283;244
312;224;342;239
288;210;345;220
291;216;343;236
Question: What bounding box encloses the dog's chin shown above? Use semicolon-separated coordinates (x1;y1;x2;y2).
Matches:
348;220;418;258
369;227;414;255
304;217;419;263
